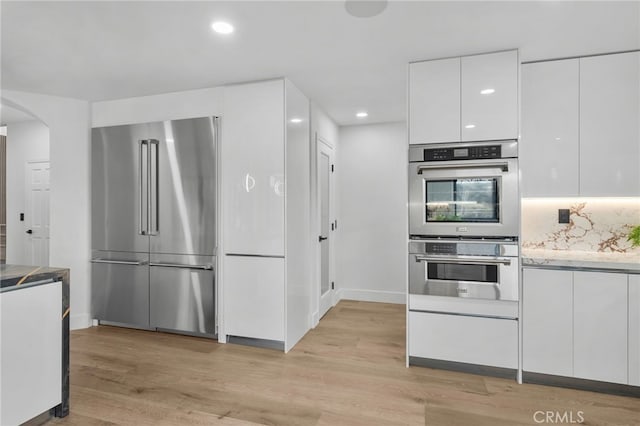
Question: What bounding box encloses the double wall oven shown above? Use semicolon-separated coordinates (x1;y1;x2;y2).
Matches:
408;140;520;320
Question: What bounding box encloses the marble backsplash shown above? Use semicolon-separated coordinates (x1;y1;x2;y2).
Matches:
521;198;640;254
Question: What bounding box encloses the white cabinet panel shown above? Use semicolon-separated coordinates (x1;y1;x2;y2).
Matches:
573;271;628;384
409;311;517;369
1;282;62;426
223;255;284;341
521;60;579;197
461;50;518;142
579;52;640;196
409;58;461;144
629;274;640;386
523;269;573;376
222;80;285;256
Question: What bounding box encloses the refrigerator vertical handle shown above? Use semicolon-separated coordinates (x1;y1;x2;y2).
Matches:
139;140;149;235
148;139;159;235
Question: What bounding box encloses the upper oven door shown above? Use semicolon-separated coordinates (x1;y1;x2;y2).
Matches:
409;158;519;237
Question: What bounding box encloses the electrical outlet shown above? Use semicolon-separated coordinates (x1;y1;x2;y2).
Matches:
558;209;570;224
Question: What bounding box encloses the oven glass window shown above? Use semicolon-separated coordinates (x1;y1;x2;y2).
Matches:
425;178;499;222
427;263;498;283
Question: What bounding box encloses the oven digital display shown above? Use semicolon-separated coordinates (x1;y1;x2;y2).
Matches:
453;148;468;158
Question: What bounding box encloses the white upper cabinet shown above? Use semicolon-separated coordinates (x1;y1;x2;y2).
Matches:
409;58;461;144
222;80;285;256
409;50;518;144
461;50;519;142
521;59;580;197
579;51;640;196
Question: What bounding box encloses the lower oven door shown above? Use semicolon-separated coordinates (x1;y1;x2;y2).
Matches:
409;253;519;318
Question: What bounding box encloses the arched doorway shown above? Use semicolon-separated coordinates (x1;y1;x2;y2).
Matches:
0;101;51;266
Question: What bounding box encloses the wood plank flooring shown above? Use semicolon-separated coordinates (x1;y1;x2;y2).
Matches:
45;301;638;426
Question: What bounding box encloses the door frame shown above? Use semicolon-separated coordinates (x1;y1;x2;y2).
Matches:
316;135;336;322
24;159;50;266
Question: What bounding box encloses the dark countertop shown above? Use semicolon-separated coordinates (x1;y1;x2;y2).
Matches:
1;264;70;290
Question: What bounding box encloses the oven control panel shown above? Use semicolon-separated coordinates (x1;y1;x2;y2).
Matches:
424;145;501;161
425;242;500;257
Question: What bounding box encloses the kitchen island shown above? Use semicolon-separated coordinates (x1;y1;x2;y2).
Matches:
0;264;70;424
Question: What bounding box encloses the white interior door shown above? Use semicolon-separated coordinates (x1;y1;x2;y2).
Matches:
25;161;50;266
318;140;335;318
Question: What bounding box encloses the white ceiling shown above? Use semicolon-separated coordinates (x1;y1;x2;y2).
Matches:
2;1;638;125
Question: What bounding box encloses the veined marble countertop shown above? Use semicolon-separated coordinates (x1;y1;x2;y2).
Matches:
0;264;70;290
522;248;640;273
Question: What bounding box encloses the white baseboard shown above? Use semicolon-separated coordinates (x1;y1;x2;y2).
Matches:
311;311;320;328
70;313;92;330
336;288;405;305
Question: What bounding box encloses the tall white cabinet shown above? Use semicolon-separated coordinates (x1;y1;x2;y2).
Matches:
409;50;518;144
521;51;640;197
221;79;312;351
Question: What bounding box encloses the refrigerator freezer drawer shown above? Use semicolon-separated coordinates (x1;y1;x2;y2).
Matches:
150;262;215;336
91;255;149;328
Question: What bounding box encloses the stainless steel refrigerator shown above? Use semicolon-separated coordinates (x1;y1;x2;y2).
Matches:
91;117;217;336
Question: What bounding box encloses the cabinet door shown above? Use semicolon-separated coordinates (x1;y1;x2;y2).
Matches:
409;58;461;144
574;271;627;384
409;311;517;369
580;52;640;196
461;50;518;142
222;80;285;256
522;268;573;376
629;274;640;386
521;60;579;197
223;255;284;341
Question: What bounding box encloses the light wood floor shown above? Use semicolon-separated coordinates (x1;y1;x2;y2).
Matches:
47;301;638;426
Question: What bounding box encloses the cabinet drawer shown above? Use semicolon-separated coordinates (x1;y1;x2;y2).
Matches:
409;311;517;369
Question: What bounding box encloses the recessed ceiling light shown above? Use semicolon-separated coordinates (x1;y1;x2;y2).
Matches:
465;124;476;129
290;118;303;123
211;21;234;34
356;112;368;118
480;88;495;95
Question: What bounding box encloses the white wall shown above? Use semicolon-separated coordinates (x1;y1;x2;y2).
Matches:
2;91;91;330
5;120;50;265
336;122;407;304
92;87;223;127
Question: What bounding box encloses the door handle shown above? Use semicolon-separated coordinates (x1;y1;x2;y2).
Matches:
319;236;328;242
149;262;214;270
25;229;33;234
245;173;256;192
417;161;509;173
91;259;147;266
414;255;512;265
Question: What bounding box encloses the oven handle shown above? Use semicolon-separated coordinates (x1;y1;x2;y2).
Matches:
417;161;509;173
415;255;512;266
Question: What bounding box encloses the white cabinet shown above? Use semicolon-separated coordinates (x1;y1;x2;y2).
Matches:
409;50;518;144
521;51;640;197
573;271;628;384
222;80;285;256
221;79;311;350
223;255;284;341
629;275;640;386
522;269;573;376
409;311;518;369
579;52;640;196
521;60;579;197
409;58;461;144
461;50;519;142
523;268;633;385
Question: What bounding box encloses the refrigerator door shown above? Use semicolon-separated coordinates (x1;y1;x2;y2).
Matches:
149;117;217;256
92;124;150;253
149;254;215;336
91;251;149;328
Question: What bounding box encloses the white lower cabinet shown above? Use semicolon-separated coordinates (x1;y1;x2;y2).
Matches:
223;255;284;341
573;271;628;384
629;275;640;386
409;311;518;369
522;269;573;376
523;268;633;385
